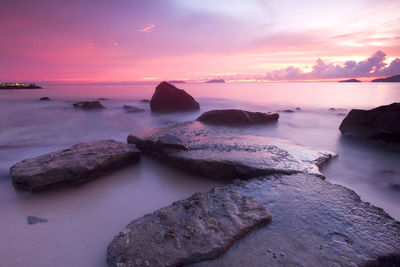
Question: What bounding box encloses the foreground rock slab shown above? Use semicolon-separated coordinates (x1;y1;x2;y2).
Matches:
339;103;400;142
107;187;272;267
150;81;200;112
10;140;140;191
197;109;279;126
191;173;400;267
128;122;336;180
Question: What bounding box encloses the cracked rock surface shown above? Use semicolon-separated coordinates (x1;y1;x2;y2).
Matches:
107;187;272;267
128;121;336;180
10;139;140;191
191;173;400;267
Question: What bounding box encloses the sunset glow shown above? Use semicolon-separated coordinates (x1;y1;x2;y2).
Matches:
1;0;399;82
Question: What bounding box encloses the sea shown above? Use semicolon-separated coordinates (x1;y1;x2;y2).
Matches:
0;82;399;267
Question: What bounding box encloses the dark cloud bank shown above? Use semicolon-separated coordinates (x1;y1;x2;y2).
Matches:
265;51;400;80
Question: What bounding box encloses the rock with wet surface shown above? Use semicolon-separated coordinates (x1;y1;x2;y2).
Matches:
73;100;105;110
150;81;200;112
190;173;400;267
339;103;400;142
128;121;336;180
196;109;279;126
107;187;272;267
10;140;140;191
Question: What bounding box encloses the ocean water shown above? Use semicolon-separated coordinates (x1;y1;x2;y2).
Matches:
0;82;399;267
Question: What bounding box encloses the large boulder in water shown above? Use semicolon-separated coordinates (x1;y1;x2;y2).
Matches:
197;109;279;126
339;103;400;141
10;140;140;191
128;121;336;180
107;187;272;266
150;82;200;112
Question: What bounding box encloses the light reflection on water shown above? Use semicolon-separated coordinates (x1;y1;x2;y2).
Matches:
0;82;399;267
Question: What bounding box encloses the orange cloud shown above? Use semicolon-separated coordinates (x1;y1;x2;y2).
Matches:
138;24;155;33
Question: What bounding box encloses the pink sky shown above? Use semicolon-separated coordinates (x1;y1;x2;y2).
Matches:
1;0;399;82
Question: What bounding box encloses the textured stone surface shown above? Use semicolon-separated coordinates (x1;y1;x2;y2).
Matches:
191;173;400;267
10;140;140;191
107;187;272;267
128;122;336;180
73;101;105;110
196;109;279;126
150;81;200;112
339;103;400;141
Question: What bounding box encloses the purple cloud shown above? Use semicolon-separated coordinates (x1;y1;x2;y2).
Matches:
265;51;400;80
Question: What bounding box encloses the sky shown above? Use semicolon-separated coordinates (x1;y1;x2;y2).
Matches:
1;0;400;82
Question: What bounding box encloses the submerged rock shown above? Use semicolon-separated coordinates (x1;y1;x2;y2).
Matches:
128;122;336;180
107;187;272;267
27;216;48;225
191;173;400;267
39;97;50;101
122;105;145;113
339;103;400;142
150;82;200;112
10;140;140;191
196;109;279;126
73;101;105;110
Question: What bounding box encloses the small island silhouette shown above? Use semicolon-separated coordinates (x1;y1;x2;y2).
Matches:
0;82;42;89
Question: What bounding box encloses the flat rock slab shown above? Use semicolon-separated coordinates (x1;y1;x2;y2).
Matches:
191;173;400;267
128;122;336;180
10;140;140;191
107;187;272;267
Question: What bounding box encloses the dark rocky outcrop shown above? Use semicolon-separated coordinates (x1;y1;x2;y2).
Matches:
205;79;225;83
27;216;48;225
150;82;200;112
196;109;279;126
122;105;145;113
371;75;400;82
339;78;361;82
10;140;140;191
39;97;50;101
128;122;336;180
107;188;272;267
339;103;400;141
73;101;105;110
191;173;400;267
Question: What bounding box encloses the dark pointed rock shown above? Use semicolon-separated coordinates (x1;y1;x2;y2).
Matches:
128;122;336;180
150;82;200;112
10;140;140;191
107;187;272;267
73;101;105;110
339;103;400;141
196;109;279;126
